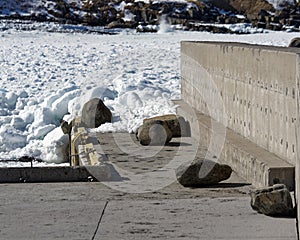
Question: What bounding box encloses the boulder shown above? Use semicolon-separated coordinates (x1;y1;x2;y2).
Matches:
107;20;137;29
143;114;190;137
137;119;172;146
81;98;112;128
176;158;232;187
250;184;295;217
289;37;300;47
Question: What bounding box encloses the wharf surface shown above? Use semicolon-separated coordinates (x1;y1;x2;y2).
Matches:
0;133;297;239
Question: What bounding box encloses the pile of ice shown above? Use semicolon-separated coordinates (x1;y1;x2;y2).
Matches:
0;29;181;164
0;26;298;165
0;86;79;163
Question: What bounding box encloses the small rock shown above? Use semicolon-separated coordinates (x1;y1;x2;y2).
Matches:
143;114;190;137
137;119;172;146
250;184;295;217
176;158;232;187
81;98;112;128
60;120;72;135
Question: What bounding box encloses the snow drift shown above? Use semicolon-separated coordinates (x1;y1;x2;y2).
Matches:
0;24;299;164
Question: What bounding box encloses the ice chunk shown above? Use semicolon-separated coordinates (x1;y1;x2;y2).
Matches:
41;127;69;163
0;125;26;151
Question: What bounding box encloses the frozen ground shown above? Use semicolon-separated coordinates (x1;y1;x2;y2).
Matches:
0;23;299;164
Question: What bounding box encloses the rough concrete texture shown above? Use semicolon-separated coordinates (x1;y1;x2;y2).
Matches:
181;41;300;166
0;133;297;239
98;197;296;240
175;99;295;190
181;42;300;233
0;166;92;183
0;179;296;239
296;54;300;238
70;123;113;181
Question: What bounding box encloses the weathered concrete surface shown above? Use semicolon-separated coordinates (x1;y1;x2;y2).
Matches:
0;166;93;183
181;42;300;233
70;120;113;181
0;133;297;239
98;197;296;240
175;99;295;190
181;41;300;166
296;54;300;238
0;182;296;240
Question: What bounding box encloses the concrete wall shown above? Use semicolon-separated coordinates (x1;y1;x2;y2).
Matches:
296;54;300;238
181;41;300;235
175;99;295;190
181;41;300;166
0;166;93;183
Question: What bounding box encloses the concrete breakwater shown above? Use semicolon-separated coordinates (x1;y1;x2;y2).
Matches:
180;41;300;188
181;41;299;166
179;41;300;233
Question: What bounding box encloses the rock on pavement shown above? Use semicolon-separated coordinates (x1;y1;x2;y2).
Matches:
143;114;190;137
250;184;295;217
176;158;232;187
137;119;173;146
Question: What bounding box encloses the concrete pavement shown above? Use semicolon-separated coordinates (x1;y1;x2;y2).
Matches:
0;181;296;240
0;133;297;239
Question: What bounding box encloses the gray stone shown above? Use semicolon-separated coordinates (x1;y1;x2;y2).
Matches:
288;37;300;47
250;184;295;217
137;120;172;146
143;114;190;137
176;158;232;187
60;120;72;135
81;98;112;128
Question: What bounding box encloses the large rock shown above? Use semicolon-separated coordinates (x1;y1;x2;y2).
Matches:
250;184;295;217
143;114;190;137
137;119;172;146
176;158;232;187
210;0;274;16
81;98;112;128
289;37;300;47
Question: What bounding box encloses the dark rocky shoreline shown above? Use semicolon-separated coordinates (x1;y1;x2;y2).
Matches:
1;0;300;33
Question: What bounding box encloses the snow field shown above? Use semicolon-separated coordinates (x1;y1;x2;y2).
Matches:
0;28;299;164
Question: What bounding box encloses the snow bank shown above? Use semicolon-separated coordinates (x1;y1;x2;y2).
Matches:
0;27;299;164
